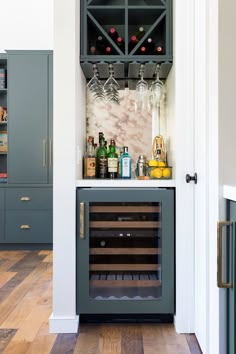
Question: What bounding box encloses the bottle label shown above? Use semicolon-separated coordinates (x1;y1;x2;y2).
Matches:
85;157;96;177
99;157;108;177
122;157;131;177
108;158;118;172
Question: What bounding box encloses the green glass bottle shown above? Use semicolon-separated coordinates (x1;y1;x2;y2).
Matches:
107;139;118;179
96;137;107;178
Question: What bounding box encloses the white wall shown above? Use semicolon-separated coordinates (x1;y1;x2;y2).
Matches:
219;0;236;187
0;0;53;50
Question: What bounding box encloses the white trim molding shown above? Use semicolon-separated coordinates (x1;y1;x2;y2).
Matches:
49;314;79;334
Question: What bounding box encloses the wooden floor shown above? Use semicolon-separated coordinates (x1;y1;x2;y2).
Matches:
0;250;202;354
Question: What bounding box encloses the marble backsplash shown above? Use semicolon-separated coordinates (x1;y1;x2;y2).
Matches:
86;88;166;171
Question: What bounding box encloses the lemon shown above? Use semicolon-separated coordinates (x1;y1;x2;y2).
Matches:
156;161;166;167
148;159;159;167
150;168;163;179
162;168;171;178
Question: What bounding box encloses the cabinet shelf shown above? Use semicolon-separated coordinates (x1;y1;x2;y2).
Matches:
90;263;160;271
90;247;161;255
90;279;161;288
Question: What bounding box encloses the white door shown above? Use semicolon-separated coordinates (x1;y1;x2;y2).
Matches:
193;1;209;353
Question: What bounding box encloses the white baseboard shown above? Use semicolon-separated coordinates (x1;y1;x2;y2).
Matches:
49;313;79;333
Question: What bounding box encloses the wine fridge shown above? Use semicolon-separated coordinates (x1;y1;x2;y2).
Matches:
76;188;174;316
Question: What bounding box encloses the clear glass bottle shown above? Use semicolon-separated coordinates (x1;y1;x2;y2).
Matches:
120;146;132;179
96;137;107;179
83;136;96;179
107;139;118;179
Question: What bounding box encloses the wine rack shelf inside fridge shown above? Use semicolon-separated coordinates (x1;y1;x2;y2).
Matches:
76;188;174;314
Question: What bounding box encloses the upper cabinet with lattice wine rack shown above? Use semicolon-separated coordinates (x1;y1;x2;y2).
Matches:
80;0;173;79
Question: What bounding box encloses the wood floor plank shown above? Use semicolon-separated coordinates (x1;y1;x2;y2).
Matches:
42;253;53;263
121;324;144;354
7;304;52;344
25;320;57;354
0;329;17;353
0;277;51;328
0;262;49;326
186;334;203;354
0;252;29;272
50;333;78;354
73;324;99;354
2;339;31;354
0;272;17;288
100;323;122;354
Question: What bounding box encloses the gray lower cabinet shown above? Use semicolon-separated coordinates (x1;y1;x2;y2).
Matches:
0;189;4;241
5;210;52;243
0;212;4;242
76;188;174;315
7;51;53;184
0;187;52;244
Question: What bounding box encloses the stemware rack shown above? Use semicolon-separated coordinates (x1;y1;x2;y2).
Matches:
81;61;172;89
80;0;173;81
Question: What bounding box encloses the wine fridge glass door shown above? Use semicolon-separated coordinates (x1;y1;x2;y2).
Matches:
89;202;162;300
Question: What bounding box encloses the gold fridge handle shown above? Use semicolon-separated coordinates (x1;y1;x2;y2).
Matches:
80;202;85;239
217;221;233;288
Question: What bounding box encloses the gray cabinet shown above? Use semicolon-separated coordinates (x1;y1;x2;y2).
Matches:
7;51;53;184
0;188;4;241
0;187;52;244
76;188;174;315
5;210;52;243
0;50;53;246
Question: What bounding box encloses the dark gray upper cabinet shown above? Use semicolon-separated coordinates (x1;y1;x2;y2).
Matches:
80;0;172;79
7;51;53;184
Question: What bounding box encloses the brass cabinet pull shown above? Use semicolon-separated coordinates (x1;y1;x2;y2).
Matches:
49;139;53;166
80;202;85;239
43;140;47;166
20;225;31;230
20;197;31;201
217;221;233;288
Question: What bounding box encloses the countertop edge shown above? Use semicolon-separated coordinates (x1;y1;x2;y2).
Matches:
76;179;176;188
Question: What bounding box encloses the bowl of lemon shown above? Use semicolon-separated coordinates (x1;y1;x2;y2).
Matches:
148;160;172;179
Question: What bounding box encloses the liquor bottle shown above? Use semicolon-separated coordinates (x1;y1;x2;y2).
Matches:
117;147;123;178
108;27;119;41
83;136;96;179
98;132;104;144
116;37;125;52
107;139;118;179
136;26;145;40
96;137;108;178
128;35;138;52
145;38;155;54
120;146;132;179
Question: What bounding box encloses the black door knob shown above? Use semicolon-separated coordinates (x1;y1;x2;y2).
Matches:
186;173;197;184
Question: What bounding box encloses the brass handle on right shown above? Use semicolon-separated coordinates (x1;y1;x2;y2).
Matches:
217;221;233;288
